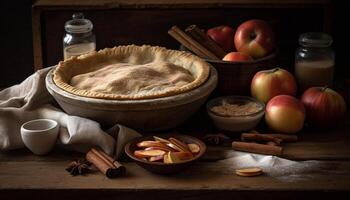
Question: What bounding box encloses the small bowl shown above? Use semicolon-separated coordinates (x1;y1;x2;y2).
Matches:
206;52;276;96
20;119;59;155
206;96;265;132
124;134;206;174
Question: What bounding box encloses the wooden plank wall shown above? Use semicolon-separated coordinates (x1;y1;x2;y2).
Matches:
38;6;325;72
1;0;349;88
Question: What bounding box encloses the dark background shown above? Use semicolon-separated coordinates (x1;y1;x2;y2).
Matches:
1;0;34;87
0;0;348;88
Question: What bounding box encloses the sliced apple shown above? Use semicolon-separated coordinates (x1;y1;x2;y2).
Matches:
153;136;171;144
136;140;170;149
235;167;263;177
169;137;191;152
168;152;182;163
173;152;193;160
166;142;183;152
149;155;164;162
187;143;200;154
144;146;176;152
163;153;171;164
134;149;166;159
236;167;262;174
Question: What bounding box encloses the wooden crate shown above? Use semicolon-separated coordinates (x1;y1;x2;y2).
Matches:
32;0;332;70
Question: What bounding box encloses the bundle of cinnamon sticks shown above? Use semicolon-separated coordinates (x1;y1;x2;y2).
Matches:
168;25;227;60
86;148;126;178
232;132;298;156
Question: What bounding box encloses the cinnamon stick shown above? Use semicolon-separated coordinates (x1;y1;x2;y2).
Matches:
92;148;126;173
232;141;283;156
241;133;282;145
86;148;126;178
168;26;219;60
261;134;298;142
185;25;227;59
168;28;207;58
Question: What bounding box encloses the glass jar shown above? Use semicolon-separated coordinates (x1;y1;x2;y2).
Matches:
63;13;96;60
294;32;335;92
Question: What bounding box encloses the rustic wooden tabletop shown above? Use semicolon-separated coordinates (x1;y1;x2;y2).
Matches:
1;116;350;199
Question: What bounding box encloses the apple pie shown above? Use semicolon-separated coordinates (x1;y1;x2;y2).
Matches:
53;45;210;100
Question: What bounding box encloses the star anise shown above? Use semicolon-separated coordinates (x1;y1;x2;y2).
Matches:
66;159;92;176
203;133;230;145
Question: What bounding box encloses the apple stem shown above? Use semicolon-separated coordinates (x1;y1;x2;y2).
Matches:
272;68;280;73
250;32;257;40
322;85;328;92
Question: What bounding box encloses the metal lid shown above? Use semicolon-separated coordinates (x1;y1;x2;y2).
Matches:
65;13;93;34
299;32;333;48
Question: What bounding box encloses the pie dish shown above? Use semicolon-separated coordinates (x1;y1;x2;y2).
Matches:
46;65;218;131
53;45;210;100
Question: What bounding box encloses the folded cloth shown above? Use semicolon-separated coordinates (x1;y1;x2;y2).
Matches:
0;67;141;158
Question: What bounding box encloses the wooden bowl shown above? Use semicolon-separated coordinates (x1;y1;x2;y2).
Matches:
206;53;276;96
124;134;206;174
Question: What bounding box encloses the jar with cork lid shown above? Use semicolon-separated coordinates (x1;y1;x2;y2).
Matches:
63;13;96;60
294;32;335;92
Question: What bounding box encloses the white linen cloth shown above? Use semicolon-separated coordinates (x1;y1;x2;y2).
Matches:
0;67;141;158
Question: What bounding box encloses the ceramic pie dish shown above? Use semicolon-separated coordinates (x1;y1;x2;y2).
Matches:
53;45;210;100
46;45;218;131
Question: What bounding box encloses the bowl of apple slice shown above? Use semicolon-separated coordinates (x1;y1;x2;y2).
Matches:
124;134;206;174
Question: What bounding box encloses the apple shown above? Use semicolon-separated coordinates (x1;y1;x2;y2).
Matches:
163;153;171;163
167;152;181;163
164;152;194;163
149;155;164;162
222;52;253;62
174;152;194;160
153;136;171;143
251;68;297;103
166;142;184;152
187;143;200;154
169;137;191;152
301;86;347;128
134;149;166;159
137;140;170;149
207;25;235;53
234;19;275;59
265;95;305;134
144;146;176;152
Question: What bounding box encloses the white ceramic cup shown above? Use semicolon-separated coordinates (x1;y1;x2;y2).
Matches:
20;119;59;155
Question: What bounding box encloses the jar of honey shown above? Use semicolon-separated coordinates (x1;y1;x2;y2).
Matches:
294;32;334;92
63;13;96;60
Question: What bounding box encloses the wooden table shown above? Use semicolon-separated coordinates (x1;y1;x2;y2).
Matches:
1;117;350;199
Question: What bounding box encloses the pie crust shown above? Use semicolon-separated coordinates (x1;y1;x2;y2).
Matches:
53;45;210;100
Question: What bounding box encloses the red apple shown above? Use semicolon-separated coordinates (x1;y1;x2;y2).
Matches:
207;25;235;53
301;86;347;128
251;68;297;103
265;95;306;134
234;19;275;59
222;52;253;62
